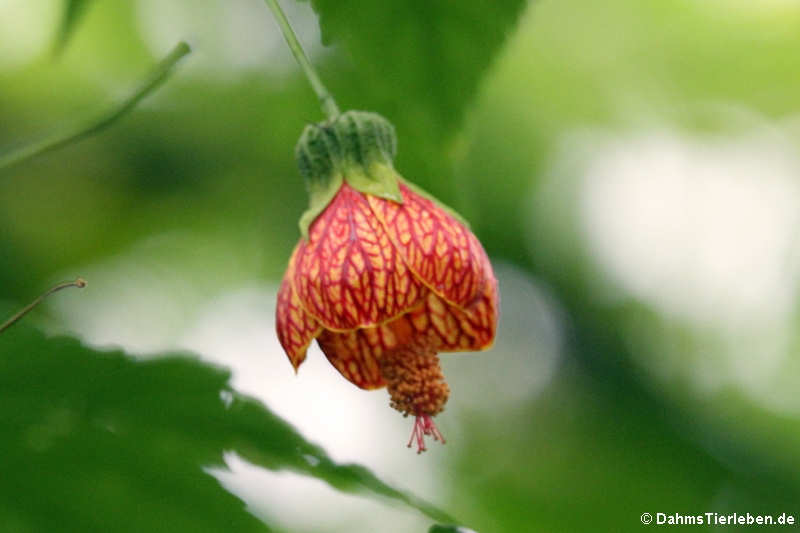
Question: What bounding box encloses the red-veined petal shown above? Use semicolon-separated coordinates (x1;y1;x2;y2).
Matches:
367;182;487;309
276;248;322;370
407;276;499;352
293;183;424;331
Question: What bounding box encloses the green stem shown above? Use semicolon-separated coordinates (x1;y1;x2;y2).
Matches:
262;0;340;119
0;277;86;334
0;41;191;171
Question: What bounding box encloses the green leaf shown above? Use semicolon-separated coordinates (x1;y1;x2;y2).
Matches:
303;0;527;199
53;0;93;55
0;324;456;531
307;0;525;133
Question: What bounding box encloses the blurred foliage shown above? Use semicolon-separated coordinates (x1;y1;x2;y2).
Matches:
0;322;455;531
0;41;190;170
428;526;469;533
2;0;800;532
449;354;800;532
53;0;93;55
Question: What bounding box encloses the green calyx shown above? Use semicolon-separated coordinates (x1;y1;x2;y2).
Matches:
295;110;403;238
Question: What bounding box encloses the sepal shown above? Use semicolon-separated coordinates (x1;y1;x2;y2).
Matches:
295;110;403;238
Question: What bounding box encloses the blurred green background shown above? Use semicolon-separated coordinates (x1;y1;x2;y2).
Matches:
2;0;800;531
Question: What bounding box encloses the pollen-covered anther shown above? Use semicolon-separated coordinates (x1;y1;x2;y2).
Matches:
379;342;449;416
379;340;450;452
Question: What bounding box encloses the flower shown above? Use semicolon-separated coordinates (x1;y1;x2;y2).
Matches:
275;111;499;452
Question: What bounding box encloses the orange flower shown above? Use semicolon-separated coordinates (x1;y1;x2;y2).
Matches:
275;111;498;452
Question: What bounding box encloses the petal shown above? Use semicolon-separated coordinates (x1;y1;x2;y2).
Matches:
407;276;499;352
367;182;487;308
316;319;415;389
293;183;424;331
276;248;322;370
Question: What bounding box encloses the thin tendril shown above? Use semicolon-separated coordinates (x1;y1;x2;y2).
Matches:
0;278;87;334
0;42;191;172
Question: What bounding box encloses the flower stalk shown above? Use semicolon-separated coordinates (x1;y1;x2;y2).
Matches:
262;0;340;119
